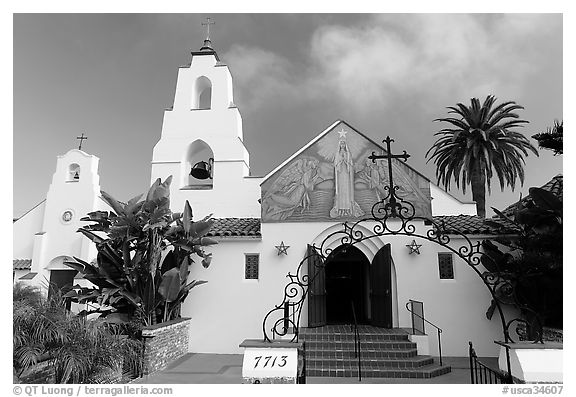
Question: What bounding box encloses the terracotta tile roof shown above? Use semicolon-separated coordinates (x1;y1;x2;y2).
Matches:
19;272;38;280
501;174;563;216
432;215;520;235
13;259;32;270
207;218;261;238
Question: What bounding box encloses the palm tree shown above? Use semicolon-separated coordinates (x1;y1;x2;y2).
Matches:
426;95;538;218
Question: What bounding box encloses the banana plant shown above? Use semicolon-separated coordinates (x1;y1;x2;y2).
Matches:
64;176;217;325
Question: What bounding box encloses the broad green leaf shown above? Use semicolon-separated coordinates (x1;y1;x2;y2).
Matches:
200;237;219;246
183;200;193;235
77;228;106;245
201;253;212;268
179;256;190;283
101;191;126;216
158;268;181;302
160;250;178;274
190;220;214;237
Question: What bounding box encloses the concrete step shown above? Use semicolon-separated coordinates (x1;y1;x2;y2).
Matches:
305;363;452;379
304;340;417;351
300;332;410;342
306;355;435;369
306;348;419;359
300;325;410;337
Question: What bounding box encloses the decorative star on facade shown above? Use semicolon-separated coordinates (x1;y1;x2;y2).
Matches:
275;241;290;256
406;239;422;255
337;129;348;139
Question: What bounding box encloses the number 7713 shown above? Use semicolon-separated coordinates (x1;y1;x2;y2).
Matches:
253;355;288;368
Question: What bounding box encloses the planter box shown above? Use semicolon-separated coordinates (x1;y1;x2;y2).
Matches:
497;341;563;383
141;317;191;376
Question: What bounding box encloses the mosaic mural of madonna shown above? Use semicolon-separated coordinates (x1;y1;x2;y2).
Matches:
261;122;432;222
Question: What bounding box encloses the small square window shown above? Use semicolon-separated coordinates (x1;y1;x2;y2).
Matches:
245;254;259;280
438;253;454;279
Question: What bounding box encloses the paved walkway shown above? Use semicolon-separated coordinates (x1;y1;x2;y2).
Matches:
134;354;499;384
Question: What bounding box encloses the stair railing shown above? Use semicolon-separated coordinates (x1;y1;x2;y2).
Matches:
350;300;361;382
469;341;513;384
405;300;444;366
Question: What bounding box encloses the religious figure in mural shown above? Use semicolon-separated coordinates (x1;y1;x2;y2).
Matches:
329;131;364;218
356;150;432;217
261;158;322;221
356;158;385;201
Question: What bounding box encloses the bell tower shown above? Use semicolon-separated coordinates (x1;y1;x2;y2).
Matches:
150;21;259;218
31;147;102;287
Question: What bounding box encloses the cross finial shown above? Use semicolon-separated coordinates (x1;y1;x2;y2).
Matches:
368;136;411;216
76;133;88;150
202;17;215;41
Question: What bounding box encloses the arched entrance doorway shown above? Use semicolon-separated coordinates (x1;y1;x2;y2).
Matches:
325;245;370;324
307;244;393;328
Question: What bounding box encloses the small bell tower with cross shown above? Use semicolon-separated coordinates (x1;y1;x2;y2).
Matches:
151;16;259;218
34;137;103;282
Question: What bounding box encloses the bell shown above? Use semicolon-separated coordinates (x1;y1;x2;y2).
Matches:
190;161;211;180
73;171;80;180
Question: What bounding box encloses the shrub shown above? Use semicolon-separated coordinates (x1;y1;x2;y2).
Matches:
64;176;216;325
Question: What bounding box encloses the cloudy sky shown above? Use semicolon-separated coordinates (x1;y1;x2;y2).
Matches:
13;13;562;218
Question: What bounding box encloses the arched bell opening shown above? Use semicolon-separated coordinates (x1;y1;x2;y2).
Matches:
192;76;212;110
182;139;214;190
67;163;81;182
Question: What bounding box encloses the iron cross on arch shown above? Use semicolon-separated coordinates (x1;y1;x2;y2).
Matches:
368;136;411;217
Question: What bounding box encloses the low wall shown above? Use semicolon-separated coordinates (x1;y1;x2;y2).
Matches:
141;317;191;375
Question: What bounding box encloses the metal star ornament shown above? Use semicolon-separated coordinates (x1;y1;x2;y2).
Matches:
275;241;290;256
406;239;422;255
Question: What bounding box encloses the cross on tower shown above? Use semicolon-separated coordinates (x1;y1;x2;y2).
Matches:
368;136;411;215
76;133;88;150
202;17;215;40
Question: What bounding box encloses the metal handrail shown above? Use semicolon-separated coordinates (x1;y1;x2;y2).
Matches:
405;300;444;366
350;301;361;382
469;341;513;384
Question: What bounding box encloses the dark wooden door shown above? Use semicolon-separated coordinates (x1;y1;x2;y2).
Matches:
48;270;77;310
307;245;326;327
370;244;393;328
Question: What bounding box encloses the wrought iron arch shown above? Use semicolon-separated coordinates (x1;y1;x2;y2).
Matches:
262;136;543;344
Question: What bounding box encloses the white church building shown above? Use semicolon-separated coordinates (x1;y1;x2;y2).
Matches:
13;36;520;364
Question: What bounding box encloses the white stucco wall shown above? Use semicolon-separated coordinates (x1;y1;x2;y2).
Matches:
13;200;46;260
183;220;509;357
430;183;477;216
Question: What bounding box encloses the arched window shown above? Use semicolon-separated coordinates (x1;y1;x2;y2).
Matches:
183;139;214;190
193;76;212;110
68;163;80;182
